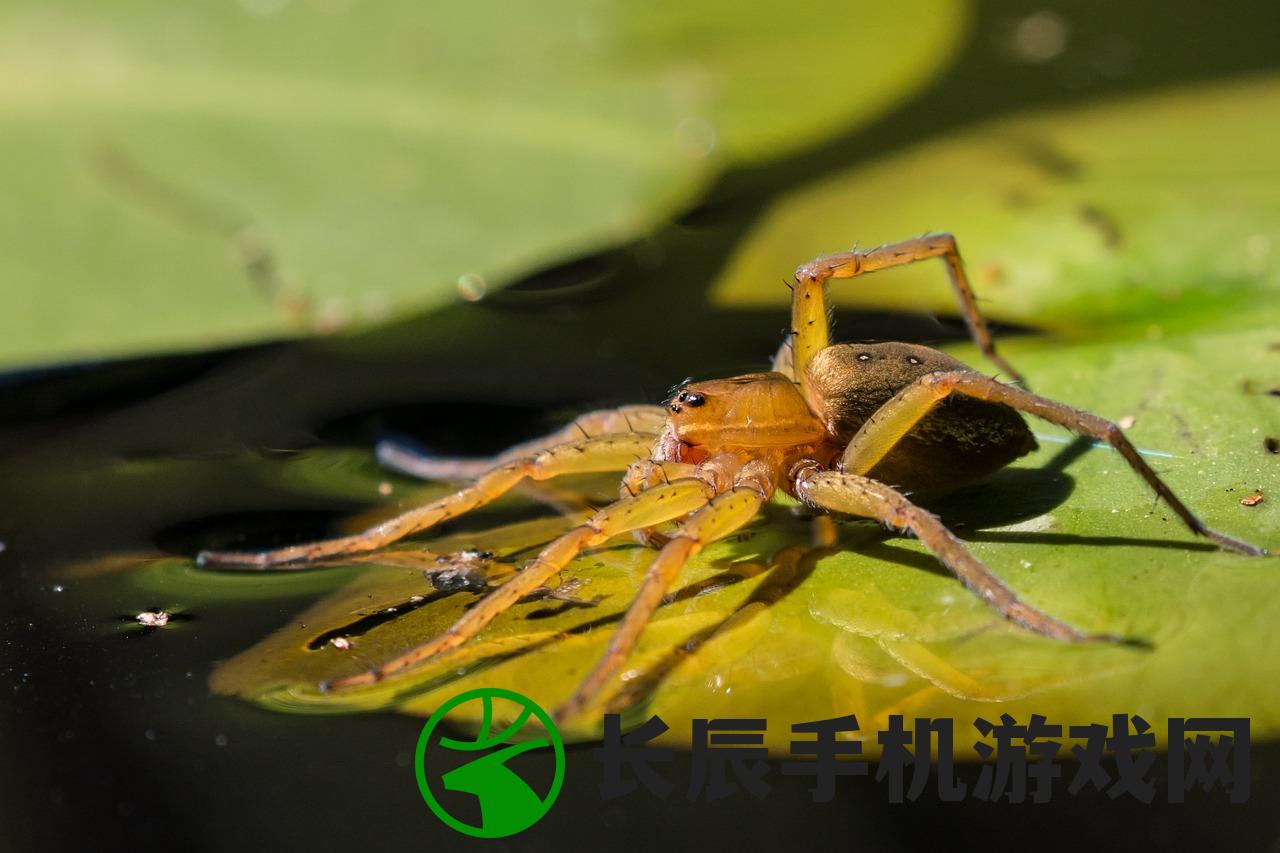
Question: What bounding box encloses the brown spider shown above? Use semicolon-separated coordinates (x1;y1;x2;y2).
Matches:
198;233;1267;723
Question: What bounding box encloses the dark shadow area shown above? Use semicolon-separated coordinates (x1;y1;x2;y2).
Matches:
153;509;363;558
317;400;555;459
5;2;1280;851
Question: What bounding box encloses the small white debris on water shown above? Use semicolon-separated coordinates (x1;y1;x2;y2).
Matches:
1118;415;1136;429
1020;560;1033;569
214;734;229;747
52;585;65;593
329;637;352;650
409;595;425;604
378;481;394;496
938;593;957;606
136;610;170;628
456;272;488;302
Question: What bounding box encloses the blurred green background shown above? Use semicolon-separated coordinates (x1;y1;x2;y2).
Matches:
2;2;1279;851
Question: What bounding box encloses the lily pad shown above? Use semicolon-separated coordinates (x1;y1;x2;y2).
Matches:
0;0;965;368
711;76;1280;338
209;319;1280;754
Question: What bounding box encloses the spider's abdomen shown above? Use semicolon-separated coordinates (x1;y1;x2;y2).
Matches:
806;343;1037;493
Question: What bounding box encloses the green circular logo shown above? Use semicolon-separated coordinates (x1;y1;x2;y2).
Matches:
414;687;565;838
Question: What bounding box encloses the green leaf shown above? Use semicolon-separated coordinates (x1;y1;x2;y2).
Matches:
126;74;1280;754
207;316;1280;753
0;0;965;367
711;76;1280;338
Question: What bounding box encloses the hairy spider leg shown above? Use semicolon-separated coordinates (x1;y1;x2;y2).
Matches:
839;371;1266;557
619;459;702;547
376;405;666;481
794;467;1109;642
324;477;717;691
620;459;702;499
787;234;1023;393
553;464;772;722
196;434;655;569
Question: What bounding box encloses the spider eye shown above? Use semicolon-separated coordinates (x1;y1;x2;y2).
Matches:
684;393;706;407
856;353;872;362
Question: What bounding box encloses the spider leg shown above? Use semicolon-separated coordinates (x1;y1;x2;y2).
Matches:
196;434;655;569
794;466;1106;642
790;234;1023;393
324;476;717;690
619;459;701;499
553;464;772;722
620;459;701;547
376;404;666;481
840;370;1266;556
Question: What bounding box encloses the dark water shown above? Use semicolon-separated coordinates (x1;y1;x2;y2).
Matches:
4;2;1280;850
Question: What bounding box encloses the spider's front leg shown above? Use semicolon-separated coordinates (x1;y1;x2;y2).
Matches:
324;472;719;691
196;433;655;569
785;234;1024;390
841;370;1267;557
620;458;702;548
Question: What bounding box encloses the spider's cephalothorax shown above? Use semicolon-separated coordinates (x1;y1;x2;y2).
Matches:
657;371;833;469
198;233;1267;723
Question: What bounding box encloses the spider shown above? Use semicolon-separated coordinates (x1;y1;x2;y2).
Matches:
198;233;1267;723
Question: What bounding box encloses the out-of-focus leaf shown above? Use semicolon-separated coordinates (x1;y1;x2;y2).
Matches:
209;318;1280;753
711;76;1280;337
0;0;966;368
